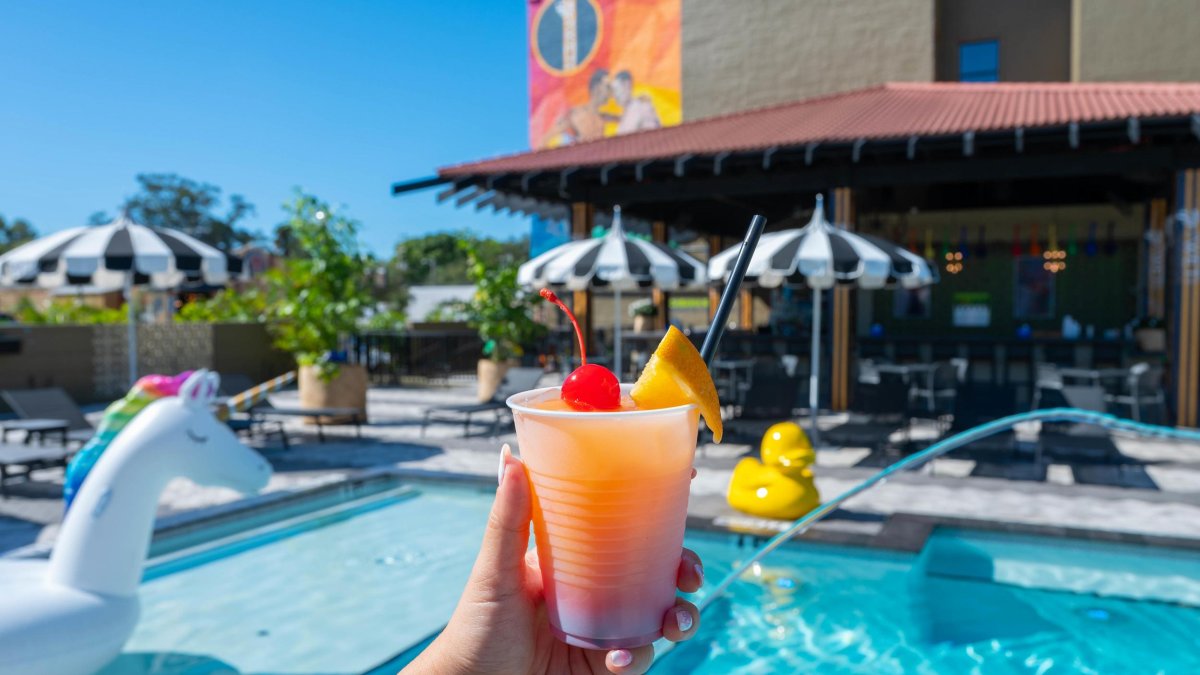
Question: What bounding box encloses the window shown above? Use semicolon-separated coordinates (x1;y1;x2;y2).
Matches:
893;287;932;319
1014;257;1055;319
959;40;999;82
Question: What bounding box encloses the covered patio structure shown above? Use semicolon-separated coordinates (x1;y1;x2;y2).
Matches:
394;82;1200;426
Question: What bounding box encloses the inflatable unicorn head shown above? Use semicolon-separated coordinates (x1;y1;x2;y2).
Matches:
0;371;271;675
51;369;271;597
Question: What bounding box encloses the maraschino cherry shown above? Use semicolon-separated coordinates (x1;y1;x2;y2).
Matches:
540;288;621;411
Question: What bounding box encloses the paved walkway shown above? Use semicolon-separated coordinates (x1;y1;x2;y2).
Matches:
3;382;1200;554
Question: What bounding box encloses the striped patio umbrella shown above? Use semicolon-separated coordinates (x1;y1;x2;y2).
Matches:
0;216;243;386
708;196;937;443
709;204;935;290
518;206;706;373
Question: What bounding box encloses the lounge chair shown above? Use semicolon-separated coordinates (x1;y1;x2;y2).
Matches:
0;388;95;445
217;374;290;450
421;367;545;436
251;399;365;444
0;441;72;497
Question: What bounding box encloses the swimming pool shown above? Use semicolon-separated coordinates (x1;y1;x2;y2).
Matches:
99;478;1200;674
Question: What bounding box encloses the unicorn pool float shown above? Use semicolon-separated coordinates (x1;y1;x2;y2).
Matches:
0;370;271;675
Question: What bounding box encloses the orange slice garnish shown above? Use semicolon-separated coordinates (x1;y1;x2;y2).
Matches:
631;326;723;442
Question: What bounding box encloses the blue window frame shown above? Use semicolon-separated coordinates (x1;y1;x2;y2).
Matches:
959;40;999;82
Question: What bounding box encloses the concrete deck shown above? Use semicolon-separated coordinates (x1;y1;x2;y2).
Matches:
3;382;1200;555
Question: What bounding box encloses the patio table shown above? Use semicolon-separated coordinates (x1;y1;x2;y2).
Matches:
0;418;70;445
712;358;756;409
1056;367;1129;388
875;363;940;412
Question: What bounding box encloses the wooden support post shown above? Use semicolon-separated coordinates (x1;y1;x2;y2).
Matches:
652;221;670;330
1171;170;1200;427
571;202;595;359
651;288;668;330
1147;198;1167;320
707;235;724;323
738;288;754;329
830;187;856;411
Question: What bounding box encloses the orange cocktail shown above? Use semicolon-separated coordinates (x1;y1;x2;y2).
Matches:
508;385;699;649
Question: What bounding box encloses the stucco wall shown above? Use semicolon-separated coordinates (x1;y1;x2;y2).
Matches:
1074;0;1200;81
0;323;291;404
681;0;934;121
935;0;1071;82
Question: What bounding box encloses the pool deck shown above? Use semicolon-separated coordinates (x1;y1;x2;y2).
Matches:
3;381;1200;555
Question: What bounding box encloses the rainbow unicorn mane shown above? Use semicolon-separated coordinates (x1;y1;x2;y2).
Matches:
63;371;194;511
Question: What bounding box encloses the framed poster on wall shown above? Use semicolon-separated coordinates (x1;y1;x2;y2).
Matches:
1014;257;1054;319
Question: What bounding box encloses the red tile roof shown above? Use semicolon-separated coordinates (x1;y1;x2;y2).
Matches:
440;82;1200;177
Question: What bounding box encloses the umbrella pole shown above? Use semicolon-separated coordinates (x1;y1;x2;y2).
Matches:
614;286;623;380
125;274;137;387
809;287;821;445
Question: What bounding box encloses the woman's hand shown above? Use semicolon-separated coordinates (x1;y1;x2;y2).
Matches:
404;445;703;675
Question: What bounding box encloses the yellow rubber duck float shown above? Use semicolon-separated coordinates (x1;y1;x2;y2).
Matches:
727;422;821;520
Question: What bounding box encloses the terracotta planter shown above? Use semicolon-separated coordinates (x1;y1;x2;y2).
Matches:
1135;328;1166;353
477;358;516;402
299;363;368;424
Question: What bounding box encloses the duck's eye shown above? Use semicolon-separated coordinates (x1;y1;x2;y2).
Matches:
186;429;209;444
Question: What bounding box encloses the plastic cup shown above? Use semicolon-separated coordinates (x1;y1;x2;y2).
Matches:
507;385;699;650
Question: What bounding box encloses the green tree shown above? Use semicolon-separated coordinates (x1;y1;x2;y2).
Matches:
391;231;529;286
263;191;371;378
460;241;546;361
116;173;257;248
175;286;268;323
0;214;37;253
14;297;126;324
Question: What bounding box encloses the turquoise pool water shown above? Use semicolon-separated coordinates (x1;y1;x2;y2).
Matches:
102;481;1200;674
659;533;1200;674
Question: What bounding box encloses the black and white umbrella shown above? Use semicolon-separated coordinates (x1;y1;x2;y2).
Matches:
0;216;241;385
519;206;705;372
708;196;937;442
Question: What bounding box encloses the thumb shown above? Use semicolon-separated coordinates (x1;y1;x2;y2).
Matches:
469;444;532;601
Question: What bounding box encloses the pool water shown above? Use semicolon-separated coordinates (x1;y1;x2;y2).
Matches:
101;481;1200;674
659;533;1200;674
108;484;494;675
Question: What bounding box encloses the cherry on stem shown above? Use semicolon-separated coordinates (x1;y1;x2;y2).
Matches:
540;288;620;411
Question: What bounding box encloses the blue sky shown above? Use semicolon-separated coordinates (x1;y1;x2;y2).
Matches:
0;1;531;254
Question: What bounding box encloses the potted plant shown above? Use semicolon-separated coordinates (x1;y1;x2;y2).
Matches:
264;191;371;421
629;298;658;332
1132;316;1166;353
460;241;546;401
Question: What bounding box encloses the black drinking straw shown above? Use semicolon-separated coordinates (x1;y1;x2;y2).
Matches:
700;214;768;365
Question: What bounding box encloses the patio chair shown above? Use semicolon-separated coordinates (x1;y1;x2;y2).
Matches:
217;374;290;450
853;360;908;421
1036;385;1117;464
0;388;95;445
1104;363;1167;422
737;361;801;420
1030;363;1063;410
251;399;366;444
908;361;959;420
420;367;545;436
0;441;73;497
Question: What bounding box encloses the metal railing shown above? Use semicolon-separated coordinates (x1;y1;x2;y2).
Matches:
345;330;483;384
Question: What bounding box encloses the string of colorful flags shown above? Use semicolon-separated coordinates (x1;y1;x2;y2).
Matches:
903;222;1119;275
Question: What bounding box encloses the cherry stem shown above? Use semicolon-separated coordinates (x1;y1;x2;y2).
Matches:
540;288;586;365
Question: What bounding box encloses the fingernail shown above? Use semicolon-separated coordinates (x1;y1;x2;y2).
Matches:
610;649;633;667
676;608;694;633
497;444;511;486
694;562;704;584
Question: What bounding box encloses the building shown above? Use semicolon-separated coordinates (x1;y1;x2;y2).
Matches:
394;1;1200;425
683;0;1200;120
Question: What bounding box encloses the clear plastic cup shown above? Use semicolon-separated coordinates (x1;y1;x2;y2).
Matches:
508;385;699;650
